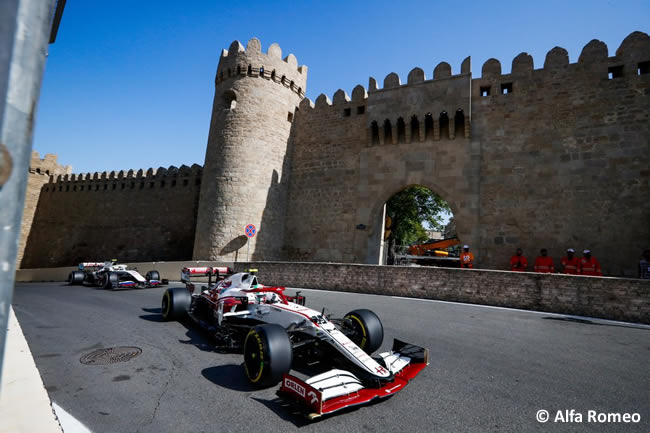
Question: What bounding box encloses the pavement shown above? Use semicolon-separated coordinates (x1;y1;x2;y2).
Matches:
10;282;650;433
0;306;62;433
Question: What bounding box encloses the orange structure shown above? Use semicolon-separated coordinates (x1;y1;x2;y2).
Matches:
534;250;555;273
580;251;602;276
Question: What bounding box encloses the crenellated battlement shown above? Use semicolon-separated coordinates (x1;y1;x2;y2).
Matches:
293;31;649;147
42;163;203;193
297;31;650;113
28;150;71;176
215;38;307;98
297;56;471;116
295;57;472;146
473;31;650;98
20;31;650;276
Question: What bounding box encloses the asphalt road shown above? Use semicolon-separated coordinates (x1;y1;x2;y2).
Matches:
12;282;649;433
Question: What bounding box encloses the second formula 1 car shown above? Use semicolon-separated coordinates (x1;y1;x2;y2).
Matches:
67;260;167;289
162;268;428;418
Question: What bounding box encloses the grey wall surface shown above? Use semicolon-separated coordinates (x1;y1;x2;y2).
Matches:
233;261;650;324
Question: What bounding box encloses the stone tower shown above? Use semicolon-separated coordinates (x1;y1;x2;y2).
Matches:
193;38;307;261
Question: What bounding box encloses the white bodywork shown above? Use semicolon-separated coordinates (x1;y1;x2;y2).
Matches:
213;273;392;380
79;262;148;283
304;348;413;401
101;263;147;282
122;270;147;283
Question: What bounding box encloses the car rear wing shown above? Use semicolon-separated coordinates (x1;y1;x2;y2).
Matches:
181;266;233;291
285;291;306;306
78;262;105;269
278;339;428;419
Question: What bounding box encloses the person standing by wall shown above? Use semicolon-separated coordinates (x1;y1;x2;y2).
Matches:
560;248;580;274
580;249;602;276
460;245;474;268
534;248;555;273
510;248;528;272
640;250;650;279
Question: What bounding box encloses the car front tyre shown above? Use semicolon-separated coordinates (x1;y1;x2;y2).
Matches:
243;324;292;387
344;309;384;354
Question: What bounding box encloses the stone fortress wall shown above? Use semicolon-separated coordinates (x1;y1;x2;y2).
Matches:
193;38;306;263
17;152;71;266
284;57;477;264
284;31;650;276
18;32;650;277
19;161;202;268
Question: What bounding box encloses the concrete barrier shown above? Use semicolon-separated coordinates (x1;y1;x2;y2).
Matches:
15;261;234;283
16;261;649;324
232;262;650;324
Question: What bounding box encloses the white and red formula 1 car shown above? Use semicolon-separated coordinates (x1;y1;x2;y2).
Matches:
67;260;167;289
162;268;428;419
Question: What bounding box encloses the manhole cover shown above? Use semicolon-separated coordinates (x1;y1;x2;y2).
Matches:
80;346;142;365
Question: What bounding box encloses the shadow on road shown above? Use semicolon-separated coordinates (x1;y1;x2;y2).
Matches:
250;397;313;427
250;393;388;426
139;307;165;323
179;326;217;352
139;307;165;322
201;364;256;392
138;307;236;353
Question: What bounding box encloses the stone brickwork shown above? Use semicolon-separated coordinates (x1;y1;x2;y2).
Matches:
473;34;650;276
285;70;480;263
193;38;307;262
233;262;650;324
20;164;202;267
283;31;650;276
17;152;71;267
19;33;650;277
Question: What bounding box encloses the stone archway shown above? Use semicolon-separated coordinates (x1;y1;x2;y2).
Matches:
352;142;480;264
378;184;459;265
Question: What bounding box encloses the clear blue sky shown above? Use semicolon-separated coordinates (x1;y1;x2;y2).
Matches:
33;0;649;174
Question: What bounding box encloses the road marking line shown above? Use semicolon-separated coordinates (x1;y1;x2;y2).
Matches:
52;402;93;433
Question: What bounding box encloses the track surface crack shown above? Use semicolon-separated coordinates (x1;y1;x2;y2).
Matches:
136;345;181;433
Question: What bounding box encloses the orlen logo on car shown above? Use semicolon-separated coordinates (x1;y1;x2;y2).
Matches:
284;378;305;397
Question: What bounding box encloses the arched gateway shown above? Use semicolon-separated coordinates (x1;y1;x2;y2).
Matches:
18;33;650;277
196;34;650;275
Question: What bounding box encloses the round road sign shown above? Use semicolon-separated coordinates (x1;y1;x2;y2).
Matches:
245;224;256;238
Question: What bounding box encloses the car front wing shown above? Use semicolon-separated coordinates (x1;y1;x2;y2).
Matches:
278;339;428;419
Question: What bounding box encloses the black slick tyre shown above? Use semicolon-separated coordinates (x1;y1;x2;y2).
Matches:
102;272;118;289
161;287;191;321
243;324;292;387
68;271;84;285
344;309;384;354
146;270;160;281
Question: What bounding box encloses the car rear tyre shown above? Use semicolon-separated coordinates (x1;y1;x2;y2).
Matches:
344;309;384;354
146;270;160;281
68;271;84;285
102;272;118;289
161;287;191;321
243;324;292;387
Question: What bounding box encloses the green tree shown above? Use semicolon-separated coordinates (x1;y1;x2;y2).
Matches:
386;186;451;248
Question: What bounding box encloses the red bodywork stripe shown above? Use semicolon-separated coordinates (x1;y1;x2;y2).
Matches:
279;362;428;416
244;286;289;304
